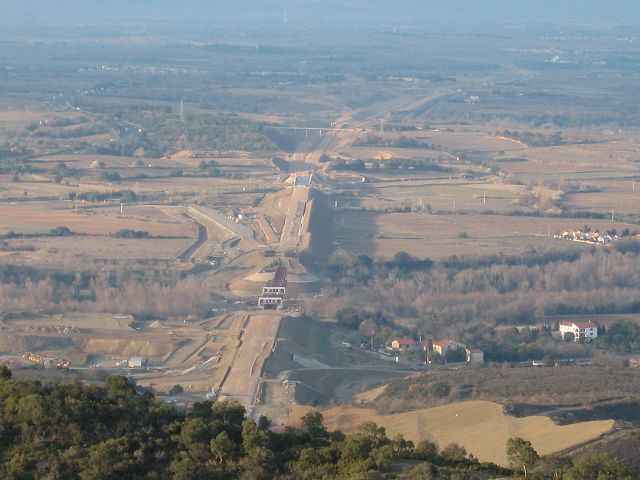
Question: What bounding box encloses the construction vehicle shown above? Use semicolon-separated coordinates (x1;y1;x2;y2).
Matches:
56;359;71;370
22;352;70;369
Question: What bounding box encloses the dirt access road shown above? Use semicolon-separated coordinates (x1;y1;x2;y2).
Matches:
218;313;282;416
280;186;311;250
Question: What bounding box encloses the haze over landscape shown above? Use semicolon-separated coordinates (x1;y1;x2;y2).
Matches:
4;1;640;28
2;1;640;479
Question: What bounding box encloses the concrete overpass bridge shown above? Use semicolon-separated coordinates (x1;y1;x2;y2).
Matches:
264;125;367;136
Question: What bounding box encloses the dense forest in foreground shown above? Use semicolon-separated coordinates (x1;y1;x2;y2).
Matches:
0;368;633;479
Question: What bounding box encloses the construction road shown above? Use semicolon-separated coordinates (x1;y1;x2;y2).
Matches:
280;185;311;250
218;313;282;416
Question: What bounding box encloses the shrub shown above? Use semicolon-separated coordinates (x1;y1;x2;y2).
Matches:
114;229;151;239
430;382;451;399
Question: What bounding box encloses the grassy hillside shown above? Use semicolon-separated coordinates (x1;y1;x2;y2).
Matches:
291;400;614;466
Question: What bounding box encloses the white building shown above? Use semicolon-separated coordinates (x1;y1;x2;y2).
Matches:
128;357;147;369
559;320;598;343
465;348;484;364
257;295;284;309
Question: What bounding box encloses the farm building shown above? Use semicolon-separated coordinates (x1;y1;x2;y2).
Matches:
466;348;484;364
432;339;465;356
391;338;417;351
559;320;598;343
128;357;147;369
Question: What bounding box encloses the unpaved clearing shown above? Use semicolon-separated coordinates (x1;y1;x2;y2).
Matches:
290;400;614;466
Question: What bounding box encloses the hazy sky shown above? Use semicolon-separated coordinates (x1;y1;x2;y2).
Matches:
3;0;640;29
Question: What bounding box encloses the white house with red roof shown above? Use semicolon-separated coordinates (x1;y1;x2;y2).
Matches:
559;320;598;343
391;338;418;351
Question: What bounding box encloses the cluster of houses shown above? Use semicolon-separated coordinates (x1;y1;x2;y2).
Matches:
387;320;600;366
554;228;620;246
389;337;484;365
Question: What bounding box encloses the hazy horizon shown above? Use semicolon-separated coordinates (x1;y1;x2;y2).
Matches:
3;0;640;31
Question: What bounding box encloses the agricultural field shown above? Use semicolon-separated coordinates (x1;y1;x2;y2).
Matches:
565;178;640;215
361;179;524;212
290;401;614;466
11;236;188;264
495;141;640;183
0;176;82;199
420;129;530;153
0;202;196;266
335;210;634;259
0;203;193;237
0;110;84;131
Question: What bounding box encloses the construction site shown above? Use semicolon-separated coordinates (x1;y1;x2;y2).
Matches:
0;144;334;416
6;15;640;474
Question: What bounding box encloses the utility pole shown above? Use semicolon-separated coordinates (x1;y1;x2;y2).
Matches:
611;209;615;224
542;290;548;330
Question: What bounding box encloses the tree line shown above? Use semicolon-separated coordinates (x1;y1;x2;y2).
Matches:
0;367;630;479
0;266;210;319
317;244;640;359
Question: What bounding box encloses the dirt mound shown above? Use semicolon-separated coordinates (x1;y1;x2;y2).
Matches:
244;272;275;283
80;338;174;358
166;149;194;161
